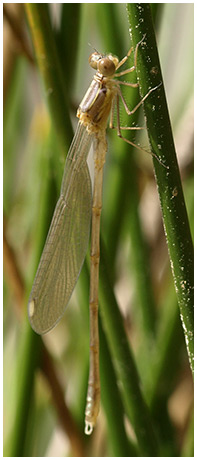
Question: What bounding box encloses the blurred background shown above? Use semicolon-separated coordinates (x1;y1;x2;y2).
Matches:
3;3;193;457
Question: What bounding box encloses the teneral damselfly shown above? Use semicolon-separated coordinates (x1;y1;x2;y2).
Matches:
28;35;164;435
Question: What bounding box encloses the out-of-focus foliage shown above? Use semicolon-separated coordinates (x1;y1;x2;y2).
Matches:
4;3;193;457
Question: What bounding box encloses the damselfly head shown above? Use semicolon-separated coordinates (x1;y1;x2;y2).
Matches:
89;52;119;77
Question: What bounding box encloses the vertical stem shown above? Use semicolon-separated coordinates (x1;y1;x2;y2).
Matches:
127;3;194;373
25;4;73;151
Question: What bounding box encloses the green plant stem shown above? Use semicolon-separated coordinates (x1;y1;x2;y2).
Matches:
58;4;81;89
99;319;136;456
8;3;78;442
181;410;194;457
25;4;73;151
127;3;194;373
99;238;158;456
95;3;124;56
148;296;182;409
9;324;42;456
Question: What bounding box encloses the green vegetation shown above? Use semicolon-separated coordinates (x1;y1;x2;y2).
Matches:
4;4;193;456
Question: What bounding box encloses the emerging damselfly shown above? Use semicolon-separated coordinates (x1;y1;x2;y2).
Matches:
28;35;164;435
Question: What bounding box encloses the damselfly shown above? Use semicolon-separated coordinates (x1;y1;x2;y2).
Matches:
28;35;164;435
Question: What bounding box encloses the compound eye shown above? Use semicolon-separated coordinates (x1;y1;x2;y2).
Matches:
97;57;116;76
89;52;102;70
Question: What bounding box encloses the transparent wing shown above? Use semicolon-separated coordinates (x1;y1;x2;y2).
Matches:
28;123;93;334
